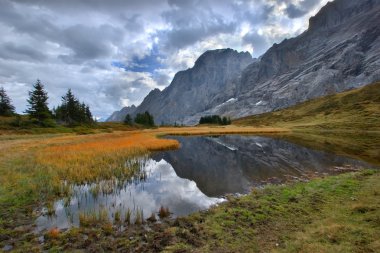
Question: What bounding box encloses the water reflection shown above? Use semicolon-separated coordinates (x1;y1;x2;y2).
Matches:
152;135;375;197
36;158;223;231
37;135;375;231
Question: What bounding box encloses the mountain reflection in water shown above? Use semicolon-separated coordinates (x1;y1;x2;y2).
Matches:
152;135;373;197
37;135;374;231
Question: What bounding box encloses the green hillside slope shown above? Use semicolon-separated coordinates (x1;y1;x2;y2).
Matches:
234;82;380;131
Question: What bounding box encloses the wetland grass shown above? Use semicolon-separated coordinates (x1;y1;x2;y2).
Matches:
158;206;170;219
134;208;144;225
125;208;131;225
114;209;121;223
79;208;109;227
147;213;157;223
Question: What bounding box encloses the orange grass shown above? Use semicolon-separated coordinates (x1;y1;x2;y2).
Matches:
36;131;180;183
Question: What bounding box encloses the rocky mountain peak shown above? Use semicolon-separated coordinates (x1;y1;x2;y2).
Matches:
193;48;252;69
308;0;380;31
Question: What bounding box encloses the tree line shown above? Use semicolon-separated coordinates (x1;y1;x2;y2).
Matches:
124;111;155;127
0;79;94;127
199;115;231;125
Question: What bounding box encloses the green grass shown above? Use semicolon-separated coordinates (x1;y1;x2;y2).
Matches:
234;81;380;131
162;170;380;252
42;170;379;252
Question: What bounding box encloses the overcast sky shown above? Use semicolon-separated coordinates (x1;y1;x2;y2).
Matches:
0;0;329;120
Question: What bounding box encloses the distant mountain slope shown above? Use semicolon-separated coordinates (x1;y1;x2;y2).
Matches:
106;105;136;122
109;0;380;125
234;81;380;131
108;49;253;123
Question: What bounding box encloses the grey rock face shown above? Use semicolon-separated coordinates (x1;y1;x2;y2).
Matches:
132;49;253;125
109;0;380;124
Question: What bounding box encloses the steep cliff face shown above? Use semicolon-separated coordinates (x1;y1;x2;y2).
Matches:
109;0;380;125
131;49;253;124
107;49;252;123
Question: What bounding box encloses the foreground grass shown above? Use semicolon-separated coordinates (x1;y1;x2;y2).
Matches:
42;170;379;252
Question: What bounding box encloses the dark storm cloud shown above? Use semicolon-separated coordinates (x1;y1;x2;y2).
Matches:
160;1;237;51
0;42;46;62
0;1;123;64
232;2;274;25
59;24;123;63
242;32;268;57
123;14;145;33
10;0;168;14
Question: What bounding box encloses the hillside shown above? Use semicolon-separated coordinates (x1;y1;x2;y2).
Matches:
234;81;380;131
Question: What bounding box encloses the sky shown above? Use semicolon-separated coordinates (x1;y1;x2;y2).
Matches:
0;0;330;120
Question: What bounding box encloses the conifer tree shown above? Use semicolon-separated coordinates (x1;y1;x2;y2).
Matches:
85;105;93;123
134;111;154;127
124;114;133;125
0;87;15;116
54;89;94;125
25;80;51;123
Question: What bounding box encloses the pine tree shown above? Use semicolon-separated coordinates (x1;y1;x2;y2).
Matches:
124;114;133;125
85;105;93;123
61;89;78;124
55;89;94;125
0;87;15;116
25;80;51;124
134;111;155;127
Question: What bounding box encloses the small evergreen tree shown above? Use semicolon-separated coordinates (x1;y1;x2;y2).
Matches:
134;111;154;127
25;80;52;124
0;87;15;116
85;105;93;123
124;114;133;125
55;89;94;125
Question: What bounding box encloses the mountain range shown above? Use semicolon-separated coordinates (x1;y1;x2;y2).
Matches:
108;0;380;125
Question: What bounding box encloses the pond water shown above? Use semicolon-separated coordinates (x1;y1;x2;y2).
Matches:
36;135;375;231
